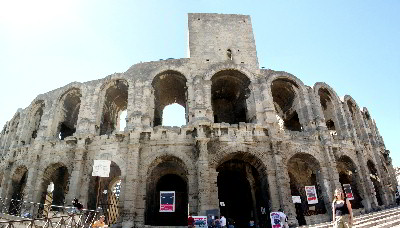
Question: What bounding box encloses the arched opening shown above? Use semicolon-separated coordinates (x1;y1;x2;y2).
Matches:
367;160;383;206
100;80;128;135
145;157;188;226
162;103;186;127
336;156;364;209
318;88;338;135
39;163;69;213
347;100;361;138
271;79;302;131
216;154;270;228
87;161;121;225
211;70;251;124
288;153;327;226
9;166;28;215
152;71;187;127
5;113;20;149
27;100;45;144
56;89;81;140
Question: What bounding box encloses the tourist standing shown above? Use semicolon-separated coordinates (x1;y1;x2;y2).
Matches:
278;209;289;228
332;188;353;228
207;215;214;228
92;215;108;228
220;215;227;228
188;214;195;228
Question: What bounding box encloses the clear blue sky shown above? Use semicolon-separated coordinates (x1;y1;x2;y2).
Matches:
0;1;399;166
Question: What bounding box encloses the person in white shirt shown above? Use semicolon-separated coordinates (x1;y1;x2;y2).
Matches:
220;215;227;228
278;209;289;228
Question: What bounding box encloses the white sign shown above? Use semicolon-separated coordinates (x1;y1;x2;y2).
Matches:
292;196;301;203
305;186;318;204
220;202;225;206
92;160;111;177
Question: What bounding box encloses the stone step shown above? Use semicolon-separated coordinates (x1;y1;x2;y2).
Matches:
297;206;400;228
356;213;400;228
354;210;400;226
371;217;400;228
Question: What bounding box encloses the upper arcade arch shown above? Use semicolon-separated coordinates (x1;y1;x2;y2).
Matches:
151;70;188;127
314;83;345;137
97;79;129;135
211;69;253;124
269;77;304;131
52;87;82;140
2;112;21;150
25;100;45;144
344;95;364;139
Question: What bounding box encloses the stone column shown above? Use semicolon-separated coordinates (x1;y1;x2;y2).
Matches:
0;162;12;199
65;139;87;205
271;141;298;227
122;134;140;228
23;146;42;203
196;137;210;215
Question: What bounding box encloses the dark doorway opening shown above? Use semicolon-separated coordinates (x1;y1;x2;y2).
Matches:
146;174;188;226
217;159;269;228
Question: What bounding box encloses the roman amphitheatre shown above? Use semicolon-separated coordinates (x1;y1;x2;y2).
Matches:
0;13;397;227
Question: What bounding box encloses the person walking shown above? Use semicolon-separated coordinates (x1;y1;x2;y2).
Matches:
332;188;353;228
207;215;214;228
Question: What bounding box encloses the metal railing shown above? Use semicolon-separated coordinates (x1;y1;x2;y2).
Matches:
0;198;100;228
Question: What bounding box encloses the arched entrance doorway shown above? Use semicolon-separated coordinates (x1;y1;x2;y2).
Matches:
216;153;269;228
9;166;28;215
288;153;327;226
145;157;188;226
87;161;122;225
38;163;69;216
336;156;363;209
367;160;383;206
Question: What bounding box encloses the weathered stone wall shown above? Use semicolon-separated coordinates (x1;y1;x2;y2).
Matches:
0;13;396;227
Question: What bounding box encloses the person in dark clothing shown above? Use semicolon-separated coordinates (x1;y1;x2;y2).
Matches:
207;215;214;228
332;188;353;228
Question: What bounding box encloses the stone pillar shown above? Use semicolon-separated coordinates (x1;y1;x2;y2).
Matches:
196;137;210;215
23;147;42;203
203;80;213;121
323;146;342;197
208;169;220;215
0;162;12;200
65;139;87;205
122;134;140;228
271;141;298;227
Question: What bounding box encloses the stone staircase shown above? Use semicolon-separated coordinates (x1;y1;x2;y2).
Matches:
299;206;400;228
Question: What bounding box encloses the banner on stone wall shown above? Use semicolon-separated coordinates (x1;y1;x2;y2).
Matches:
305;186;318;204
342;184;354;200
92;160;111;177
192;216;207;228
160;191;175;212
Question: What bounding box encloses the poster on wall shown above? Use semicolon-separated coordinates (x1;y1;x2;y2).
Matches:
192;216;207;228
342;184;354;200
160;191;175;212
92;160;111;177
292;196;301;204
305;186;318;204
270;212;282;228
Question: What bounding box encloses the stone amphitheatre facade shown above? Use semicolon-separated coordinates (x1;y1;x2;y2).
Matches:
0;13;397;227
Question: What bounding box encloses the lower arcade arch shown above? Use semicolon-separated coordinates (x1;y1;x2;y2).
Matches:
87;161;122;224
287;153;327;226
39;163;69;209
216;153;270;228
336;156;364;209
367;160;384;206
8;166;28;215
145;157;188;226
